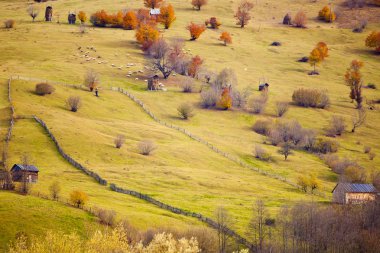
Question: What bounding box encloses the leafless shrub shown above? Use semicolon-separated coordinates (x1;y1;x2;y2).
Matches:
66;96;81;112
294;10;307;28
252;119;272;135
268;120;308;147
369;152;376;160
326;115;346;137
181;77;195;93
248;92;268;114
364;146;371;154
95;207;116;226
84;69;100;91
35;83;55;96
4;19;15;28
351;108;366;133
79;23;86;34
213;68;238;89
114;134;126;149
138;140;156;155
312;137;339;154
343;166;366;183
292;88;330;109
27;5;39;22
346;0;366;9
174;57;190;76
254;145;271;161
275;101;289;117
177;103;194;119
231;89;249;108
322;155;357;174
200;88;219;108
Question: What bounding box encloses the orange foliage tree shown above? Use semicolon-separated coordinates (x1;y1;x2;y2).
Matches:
365;31;380;52
191;0;208;11
78;11;87;24
188;55;203;78
135;22;160;51
309;48;322;73
345;60;364;109
123;11;138;30
219;31;232;46
90;10;109;27
217;88;232;110
316;42;329;60
109;11;124;28
137;8;151;23
186;22;206;41
144;0;163;9
159;4;176;29
234;0;254;28
318;6;336;23
205;17;221;29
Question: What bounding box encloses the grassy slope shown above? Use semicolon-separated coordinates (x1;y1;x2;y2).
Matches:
0;191;99;252
9;79;317;233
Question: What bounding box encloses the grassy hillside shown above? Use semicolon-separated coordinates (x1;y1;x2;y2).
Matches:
0;191;99;252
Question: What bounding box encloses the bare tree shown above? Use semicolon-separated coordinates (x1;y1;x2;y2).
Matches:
19;154;31;194
326;115;346;137
248;92;268;114
27;5;39;22
351;108;366;133
84;69;100;92
275;101;289;117
181;77;195;93
213;68;238;89
215;206;232;253
114;134;126;149
191;0;208;10
278;142;293;160
234;0;254;28
138;140;156;155
49;181;61;200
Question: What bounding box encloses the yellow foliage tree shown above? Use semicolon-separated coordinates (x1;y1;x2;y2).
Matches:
159;4;176;29
78;11;87;24
318;6;336;22
70;190;88;208
309;47;322;73
365;31;380;52
316;42;329;60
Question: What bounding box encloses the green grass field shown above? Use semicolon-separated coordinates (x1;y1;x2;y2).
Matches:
0;0;379;248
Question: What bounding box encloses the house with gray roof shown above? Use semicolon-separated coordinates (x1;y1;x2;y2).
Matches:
332;183;378;204
11;164;39;183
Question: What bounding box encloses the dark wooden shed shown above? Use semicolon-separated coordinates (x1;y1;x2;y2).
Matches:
11;164;39;183
259;83;269;91
68;13;76;24
332;183;378;204
45;6;53;22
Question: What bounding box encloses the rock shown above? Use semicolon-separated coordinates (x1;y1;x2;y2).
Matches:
271;41;281;46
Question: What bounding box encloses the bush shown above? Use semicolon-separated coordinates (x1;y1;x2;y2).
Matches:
294;10;307;28
322;155;358;174
248;92;268;114
95;207;116;226
186;22;206;41
318;6;336;22
70;190;88;208
200;88;219;108
275;101;289;117
326;115;346;137
177;103;194;119
367;83;376;89
364;146;371;154
369;152;376;160
49;181;61;200
114;134;126;149
4;19;15;28
344;166;366;183
312;137;339;154
252;119;272;135
181;77;195;93
216;88;232;110
66;96;82;112
138;140;156;155
35;83;55;96
205;17;221;29
254;145;271;161
292;88;330;109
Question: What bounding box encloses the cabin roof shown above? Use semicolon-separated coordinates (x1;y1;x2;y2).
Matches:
11;164;39;173
332;183;378;193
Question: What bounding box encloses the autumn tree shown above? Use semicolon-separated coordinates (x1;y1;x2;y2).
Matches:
136;8;151;24
219;32;232;46
78;11;87;24
70;190;88;208
144;0;163;9
316;42;329;59
234;0;254;28
90;10;109;27
345;60;364;108
187;22;206;41
318;6;336;22
135;22;160;51
27;5;39;22
84;69;100;91
217;88;232;110
159;4;176;29
191;0;208;11
123;11;138;30
188;55;203;78
205;17;221;29
365;31;380;52
309;47;322;73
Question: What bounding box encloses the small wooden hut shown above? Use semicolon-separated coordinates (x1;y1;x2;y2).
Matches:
45;6;53;22
283;13;292;25
68;13;76;24
147;75;160;90
332;183;378;204
11;164;39;183
149;8;160;20
259;83;269;91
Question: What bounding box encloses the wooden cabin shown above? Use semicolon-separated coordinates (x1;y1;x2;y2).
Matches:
68;13;76;24
45;6;53;22
149;8;160;20
259;83;269;91
147;75;160;90
332;183;378;204
11;164;39;183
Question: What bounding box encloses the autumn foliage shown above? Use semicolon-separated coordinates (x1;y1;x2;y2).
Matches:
144;0;163;9
318;6;336;23
191;0;208;10
316;42;329;60
123;11;138;30
159;4;176;29
135;22;160;51
70;190;88;208
345;60;364;108
205;17;221;29
308;42;329;73
90;10;109;27
234;0;254;28
219;31;232;46
217;88;233;110
187;22;206;41
365;31;380;52
78;11;87;24
188;55;203;78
